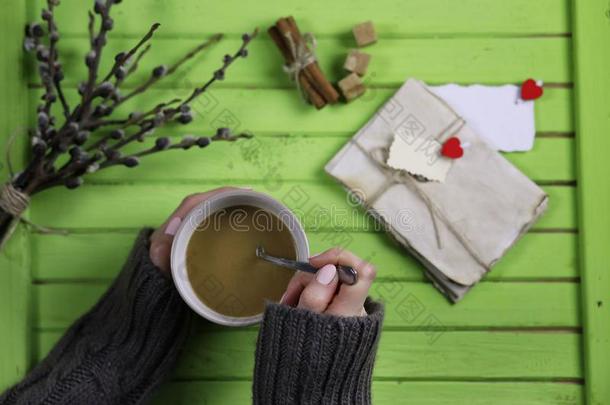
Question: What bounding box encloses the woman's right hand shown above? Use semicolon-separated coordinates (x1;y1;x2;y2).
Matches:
279;247;377;317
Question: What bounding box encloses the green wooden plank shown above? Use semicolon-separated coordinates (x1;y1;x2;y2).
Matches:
36;330;582;379
3;0;583;399
31;232;578;281
378;282;580;328
33;281;579;329
371;381;584;405
0;0;31;391
185;330;581;379
153;380;584;405
571;1;610;404
37;86;574;134
35;37;571;87
0;226;31;390
483;232;578;281
28;183;577;230
154;381;253;405
39;0;570;36
535;89;574;133
83;137;574;183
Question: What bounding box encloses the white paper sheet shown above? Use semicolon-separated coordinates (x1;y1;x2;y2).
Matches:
430;84;535;152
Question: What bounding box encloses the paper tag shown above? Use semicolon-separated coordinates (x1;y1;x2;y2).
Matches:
386;133;453;182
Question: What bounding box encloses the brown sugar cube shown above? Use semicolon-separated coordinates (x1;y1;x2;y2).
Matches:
344;50;371;76
352;21;377;47
338;73;366;102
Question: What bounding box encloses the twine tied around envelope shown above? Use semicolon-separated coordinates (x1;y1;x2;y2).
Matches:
350;138;491;272
361;112;468;248
352;142;444;250
282;31;318;102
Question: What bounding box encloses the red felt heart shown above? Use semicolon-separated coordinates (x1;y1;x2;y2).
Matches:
441;137;463;159
521;79;543;100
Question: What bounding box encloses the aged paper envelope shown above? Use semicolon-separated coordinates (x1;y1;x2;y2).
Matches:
325;79;548;302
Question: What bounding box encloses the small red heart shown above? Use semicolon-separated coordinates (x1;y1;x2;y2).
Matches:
441;137;463;159
521;79;543;100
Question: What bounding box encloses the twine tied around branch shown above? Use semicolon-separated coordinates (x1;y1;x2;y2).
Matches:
0;182;30;217
282;32;318;102
2;129;31;218
0;181;68;240
0;129;68;242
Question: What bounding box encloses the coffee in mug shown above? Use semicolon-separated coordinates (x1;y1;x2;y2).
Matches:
186;204;296;318
171;189;309;326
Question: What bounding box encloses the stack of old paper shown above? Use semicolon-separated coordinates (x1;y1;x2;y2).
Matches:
325;79;548;302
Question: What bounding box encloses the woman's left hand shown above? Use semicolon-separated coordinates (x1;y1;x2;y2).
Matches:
149;187;246;273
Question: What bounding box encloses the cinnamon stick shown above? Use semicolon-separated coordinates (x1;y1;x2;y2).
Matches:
275;17;340;104
287;16;340;104
267;26;326;109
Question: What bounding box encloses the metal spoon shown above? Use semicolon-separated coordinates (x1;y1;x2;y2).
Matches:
256;245;358;285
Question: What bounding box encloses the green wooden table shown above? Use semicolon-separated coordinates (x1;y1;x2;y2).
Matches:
1;0;609;403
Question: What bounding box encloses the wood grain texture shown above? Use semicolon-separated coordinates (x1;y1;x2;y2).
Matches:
33;281;579;330
152;381;584;405
37;0;570;36
37;86;574;134
571;1;610;403
31;231;578;281
29;183;577;230
33;37;572;87
0;226;31;390
0;0;31;390
0;0;593;402
83;136;575;183
36;329;582;379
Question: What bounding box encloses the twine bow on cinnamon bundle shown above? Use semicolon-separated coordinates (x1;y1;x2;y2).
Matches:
268;17;339;109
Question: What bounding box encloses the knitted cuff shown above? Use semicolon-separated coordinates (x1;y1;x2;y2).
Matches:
0;228;191;405
253;299;384;405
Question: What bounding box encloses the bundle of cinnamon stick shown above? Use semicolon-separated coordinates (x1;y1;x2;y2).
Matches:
268;17;339;109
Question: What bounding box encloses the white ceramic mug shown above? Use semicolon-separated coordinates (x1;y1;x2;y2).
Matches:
170;189;309;326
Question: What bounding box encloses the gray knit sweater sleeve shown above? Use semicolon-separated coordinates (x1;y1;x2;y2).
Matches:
253;299;384;405
1;227;383;405
0;228;191;405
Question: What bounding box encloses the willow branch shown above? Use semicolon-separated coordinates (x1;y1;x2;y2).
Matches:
98;131;252;170
112;33;223;108
101;22;160;83
76;0;115;122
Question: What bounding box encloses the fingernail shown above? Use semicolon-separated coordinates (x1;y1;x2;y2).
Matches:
165;217;182;236
150;243;169;272
279;292;287;304
316;264;336;285
309;252;322;260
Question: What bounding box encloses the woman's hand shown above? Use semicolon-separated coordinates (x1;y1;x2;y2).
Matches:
280;248;377;316
149;187;246;273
